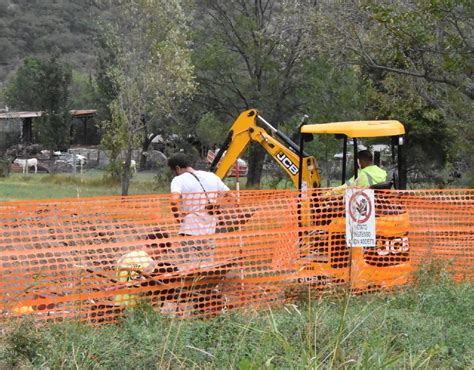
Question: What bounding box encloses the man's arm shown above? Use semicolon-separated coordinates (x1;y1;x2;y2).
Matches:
327;173;366;196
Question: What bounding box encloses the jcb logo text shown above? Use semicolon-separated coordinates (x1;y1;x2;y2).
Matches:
276;152;298;175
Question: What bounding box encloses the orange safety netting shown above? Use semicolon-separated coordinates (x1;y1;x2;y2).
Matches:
0;189;472;323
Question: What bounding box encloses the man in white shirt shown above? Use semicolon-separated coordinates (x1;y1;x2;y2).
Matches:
168;153;230;268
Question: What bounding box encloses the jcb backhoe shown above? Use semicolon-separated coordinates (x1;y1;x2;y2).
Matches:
209;110;320;189
210;109;411;290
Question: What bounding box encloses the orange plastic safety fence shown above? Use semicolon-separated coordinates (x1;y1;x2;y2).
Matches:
0;189;472;323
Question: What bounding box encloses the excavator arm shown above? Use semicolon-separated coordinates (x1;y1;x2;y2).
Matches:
210;109;321;189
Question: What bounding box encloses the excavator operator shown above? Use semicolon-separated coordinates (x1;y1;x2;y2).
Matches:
325;150;387;204
336;149;387;190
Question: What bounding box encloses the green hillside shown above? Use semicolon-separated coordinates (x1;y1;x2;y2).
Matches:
0;1;100;80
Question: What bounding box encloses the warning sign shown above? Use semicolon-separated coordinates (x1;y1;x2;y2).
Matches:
345;189;376;247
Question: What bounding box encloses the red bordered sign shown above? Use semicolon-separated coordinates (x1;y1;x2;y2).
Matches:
348;191;372;224
345;189;376;247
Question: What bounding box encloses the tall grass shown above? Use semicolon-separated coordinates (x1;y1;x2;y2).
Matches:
0;171;166;201
1;269;472;369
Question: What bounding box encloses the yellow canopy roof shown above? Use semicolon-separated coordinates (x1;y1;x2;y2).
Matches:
301;120;405;138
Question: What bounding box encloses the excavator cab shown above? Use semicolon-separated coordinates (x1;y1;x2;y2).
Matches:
298;120;406;190
297;120;410;290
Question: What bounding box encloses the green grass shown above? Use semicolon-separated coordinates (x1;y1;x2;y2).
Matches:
0;272;472;369
0;170;166;201
0;171;300;202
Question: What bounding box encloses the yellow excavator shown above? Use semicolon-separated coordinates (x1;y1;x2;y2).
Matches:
210;109;411;290
210;110;321;189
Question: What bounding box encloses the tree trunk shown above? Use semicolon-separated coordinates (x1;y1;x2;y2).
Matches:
139;151;147;171
139;133;158;170
140;138;151;170
246;145;266;188
245;108;286;188
121;145;133;196
399;154;408;190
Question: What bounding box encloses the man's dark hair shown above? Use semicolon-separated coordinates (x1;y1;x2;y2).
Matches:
167;152;192;169
358;150;373;163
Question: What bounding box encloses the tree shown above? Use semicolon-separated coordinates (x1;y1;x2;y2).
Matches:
193;0;319;187
0;0;101;85
5;58;44;110
316;0;473;101
36;56;73;152
294;58;372;186
6;55;72;151
365;73;458;187
70;71;98;110
97;0;195;195
195;112;229;151
311;0;473;187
